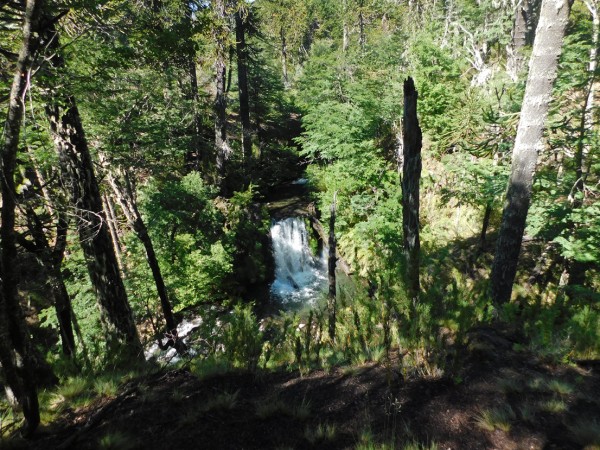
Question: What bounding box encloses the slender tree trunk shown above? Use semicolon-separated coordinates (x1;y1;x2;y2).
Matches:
42;29;141;355
280;26;289;86
226;45;234;93
479;202;493;251
507;0;529;80
342;0;349;52
105;168;176;333
507;0;542;81
183;1;207;176
0;0;43;434
564;0;598;287
490;0;571;306
328;193;337;341
235;10;252;173
214;0;230;191
575;0;598;198
21;206;77;357
103;192;124;272
401;77;422;303
358;0;366;50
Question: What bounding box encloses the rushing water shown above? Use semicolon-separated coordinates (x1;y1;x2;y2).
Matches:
269;217;327;307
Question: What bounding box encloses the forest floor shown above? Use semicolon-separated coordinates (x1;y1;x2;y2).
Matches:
17;326;600;450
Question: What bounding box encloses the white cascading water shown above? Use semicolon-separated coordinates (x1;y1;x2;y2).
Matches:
270;217;326;305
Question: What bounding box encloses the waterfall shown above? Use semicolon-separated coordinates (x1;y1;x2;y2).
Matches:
270;217;326;305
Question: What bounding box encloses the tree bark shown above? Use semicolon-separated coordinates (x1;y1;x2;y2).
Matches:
0;0;43;434
20;206;76;357
564;0;598;287
103;192;124;272
479;202;493;251
214;0;230;191
280;26;289;86
358;0;366;51
490;0;571;306
105;167;176;333
575;0;598;200
184;1;207;175
235;10;252;174
42;29;141;355
328;193;337;342
507;0;541;81
401;77;422;303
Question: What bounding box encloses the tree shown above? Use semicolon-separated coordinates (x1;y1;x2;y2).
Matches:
401;77;422;304
328;192;337;341
507;0;541;81
103;162;177;334
235;7;253;175
214;0;231;191
0;0;43;434
41;24;142;355
490;0;572;306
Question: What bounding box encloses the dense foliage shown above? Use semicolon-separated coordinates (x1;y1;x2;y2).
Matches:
0;0;598;441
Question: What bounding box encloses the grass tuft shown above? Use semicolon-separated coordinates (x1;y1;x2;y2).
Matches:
518;401;537;424
539;398;568;414
98;431;136;450
202;390;239;412
93;378;119;398
546;379;574;396
304;423;336;444
474;404;515;432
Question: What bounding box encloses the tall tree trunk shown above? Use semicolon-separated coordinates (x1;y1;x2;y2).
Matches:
328;193;337;342
280;26;289;86
183;0;208;176
103;192;124;272
507;0;541;81
358;0;366;50
42;29;141;355
214;0;230;191
507;0;529;80
575;0;598;198
0;0;43;434
235;10;252;174
490;0;571;306
105;167;176;333
401;77;422;303
564;0;598;287
20;206;77;357
342;0;349;52
479;202;493;251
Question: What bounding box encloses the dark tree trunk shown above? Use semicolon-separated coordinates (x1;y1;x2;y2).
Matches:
280;27;289;86
0;0;43;434
103;192;124;272
479;202;493;251
42;30;141;355
565;1;598;287
490;0;571;306
328;193;337;342
401;77;422;303
507;0;541;80
358;0;366;50
226;45;234;93
106;168;176;333
183;1;208;176
214;0;230;191
20;206;76;357
235;10;252;173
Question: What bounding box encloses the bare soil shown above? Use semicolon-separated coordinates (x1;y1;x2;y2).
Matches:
17;327;600;449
